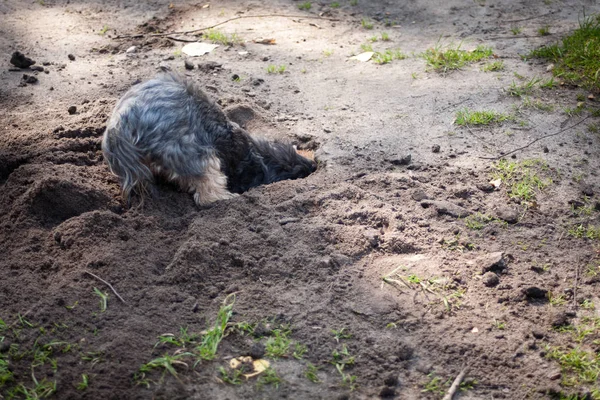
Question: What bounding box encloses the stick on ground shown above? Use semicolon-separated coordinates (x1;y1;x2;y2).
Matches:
442;368;469;400
84;271;126;303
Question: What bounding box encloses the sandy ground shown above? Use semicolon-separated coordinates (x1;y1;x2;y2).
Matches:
2;0;600;399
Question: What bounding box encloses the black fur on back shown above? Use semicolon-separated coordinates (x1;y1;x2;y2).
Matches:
213;126;317;194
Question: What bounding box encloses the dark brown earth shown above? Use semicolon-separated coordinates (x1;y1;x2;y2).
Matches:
2;1;600;399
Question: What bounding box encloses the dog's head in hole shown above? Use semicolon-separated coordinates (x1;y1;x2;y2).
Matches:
102;73;317;207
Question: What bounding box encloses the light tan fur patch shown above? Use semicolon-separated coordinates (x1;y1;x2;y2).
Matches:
190;155;238;206
296;149;315;160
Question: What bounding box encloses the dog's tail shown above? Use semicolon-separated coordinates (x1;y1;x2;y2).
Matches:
102;127;153;203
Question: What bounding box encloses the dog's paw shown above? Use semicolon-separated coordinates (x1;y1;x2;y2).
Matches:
193;191;238;206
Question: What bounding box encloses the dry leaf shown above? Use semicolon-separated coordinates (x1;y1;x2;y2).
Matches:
349;52;374;62
253;38;276;45
489;178;502;189
228;357;271;379
182;42;219;56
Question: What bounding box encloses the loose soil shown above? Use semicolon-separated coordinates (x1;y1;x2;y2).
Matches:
1;1;600;399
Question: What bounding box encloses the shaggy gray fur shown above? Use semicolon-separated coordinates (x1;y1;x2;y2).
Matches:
102;74;316;205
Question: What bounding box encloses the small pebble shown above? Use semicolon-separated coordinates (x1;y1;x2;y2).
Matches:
22;74;38;84
432;144;441;153
249;343;265;359
68;106;77;115
482;272;499;287
30;65;44;72
68;54;76;61
10;51;35;68
184;59;194;70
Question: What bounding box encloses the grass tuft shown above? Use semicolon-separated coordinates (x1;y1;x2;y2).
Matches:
423;43;493;72
455;109;512;126
493;159;553;203
530;14;600;91
203;29;242;46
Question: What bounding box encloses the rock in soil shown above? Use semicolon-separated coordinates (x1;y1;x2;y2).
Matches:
494;206;519;223
67;106;77;115
21;74;38;84
431;144;440;153
411;189;429;201
421;199;472;218
581;183;594;196
30;65;44;72
383;374;398;387
522;286;548;300
249;343;265;359
476;182;496;192
482;272;500;287
532;330;545;339
184;59;194;70
477;252;507;274
68;53;76;61
379;386;396;398
550;310;569;327
387;154;411;166
10;51;35;68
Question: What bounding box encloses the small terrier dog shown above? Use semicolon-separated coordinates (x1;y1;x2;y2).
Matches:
102;73;317;206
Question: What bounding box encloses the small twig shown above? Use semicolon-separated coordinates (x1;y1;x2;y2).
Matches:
442;368;470;400
573;260;580;309
115;14;339;40
84;271;126;304
503;11;553;23
479;115;591;160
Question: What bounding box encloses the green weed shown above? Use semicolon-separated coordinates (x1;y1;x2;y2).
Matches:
381;32;390;41
360;43;373;52
373;49;406;64
330;1;340;7
99;25;109;35
76;374;89;391
455;108;512;126
520;96;555;111
138;353;192;381
361;19;374;29
510;26;523;35
292;343;308;360
195;294;235;361
530;14;600;90
464;213;495;230
421;373;450;395
546;345;600;389
265;329;292;358
481;60;504;72
423;43;493;73
257;367;282;389
538;25;551;36
332;328;352;342
298;2;311;10
492;159;552;203
219;366;243;385
266;65;287;74
93;287;108;312
203;29;242;46
568;225;600;240
304;363;321;383
507;76;542;97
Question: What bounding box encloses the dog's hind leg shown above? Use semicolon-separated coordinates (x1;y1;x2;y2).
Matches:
190;155;238;206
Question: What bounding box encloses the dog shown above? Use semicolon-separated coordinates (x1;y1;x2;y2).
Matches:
102;73;317;206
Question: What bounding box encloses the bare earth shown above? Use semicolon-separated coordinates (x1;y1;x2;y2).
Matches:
1;0;600;399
